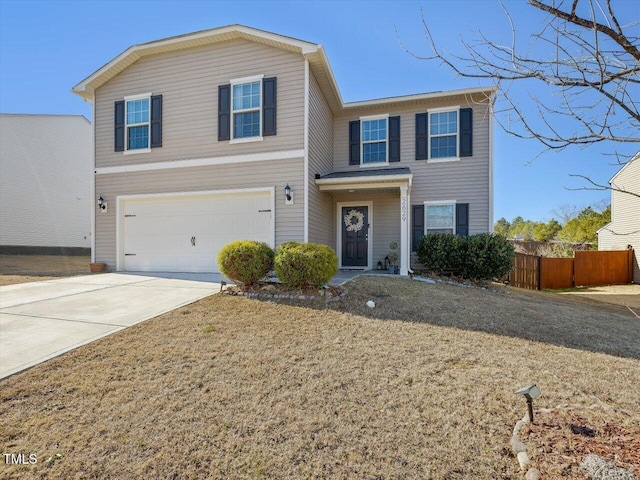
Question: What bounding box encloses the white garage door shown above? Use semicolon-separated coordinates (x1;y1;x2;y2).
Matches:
121;190;272;273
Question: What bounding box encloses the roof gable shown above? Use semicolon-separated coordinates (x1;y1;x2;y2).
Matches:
72;24;320;101
72;24;495;112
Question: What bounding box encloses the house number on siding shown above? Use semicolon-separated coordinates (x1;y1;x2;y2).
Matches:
401;198;407;221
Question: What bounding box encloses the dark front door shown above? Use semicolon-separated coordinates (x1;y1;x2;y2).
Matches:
342;206;368;267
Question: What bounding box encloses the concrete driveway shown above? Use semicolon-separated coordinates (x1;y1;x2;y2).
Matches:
0;273;222;379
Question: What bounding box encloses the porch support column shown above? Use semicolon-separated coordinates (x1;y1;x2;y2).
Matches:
400;185;409;276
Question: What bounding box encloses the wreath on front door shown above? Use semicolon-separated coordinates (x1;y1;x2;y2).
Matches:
344;209;365;232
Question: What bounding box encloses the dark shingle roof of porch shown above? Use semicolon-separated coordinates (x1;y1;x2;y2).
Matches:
318;167;410;180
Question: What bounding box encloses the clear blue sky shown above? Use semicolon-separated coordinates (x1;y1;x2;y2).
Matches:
1;0;637;223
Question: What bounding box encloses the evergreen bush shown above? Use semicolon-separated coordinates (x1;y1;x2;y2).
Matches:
274;242;338;288
416;233;514;280
217;240;274;286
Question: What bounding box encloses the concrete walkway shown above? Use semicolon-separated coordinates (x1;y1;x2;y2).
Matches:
0;273;221;379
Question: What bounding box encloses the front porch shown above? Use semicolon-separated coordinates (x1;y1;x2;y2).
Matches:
315;167;412;276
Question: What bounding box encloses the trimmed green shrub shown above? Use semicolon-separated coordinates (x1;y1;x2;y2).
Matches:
415;233;466;274
461;233;514;280
274;241;338;288
217;240;274;286
416;233;514;281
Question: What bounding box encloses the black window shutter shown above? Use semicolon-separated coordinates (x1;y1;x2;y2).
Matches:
388;116;400;162
218;84;231;141
114;100;125;152
459;108;473;157
150;94;162;148
456;203;469;236
415;113;428;160
349;120;360;165
412;205;425;251
262;77;277;136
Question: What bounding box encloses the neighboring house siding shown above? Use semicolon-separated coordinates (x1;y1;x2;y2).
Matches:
334;96;492;234
598;157;640;283
307;71;335;247
94;39;305;169
0;114;91;249
94;158;304;267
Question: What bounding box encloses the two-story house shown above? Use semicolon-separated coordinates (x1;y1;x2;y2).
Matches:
72;25;494;276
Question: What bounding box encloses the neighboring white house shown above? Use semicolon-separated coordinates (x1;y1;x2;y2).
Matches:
0;114;92;253
597;152;640;283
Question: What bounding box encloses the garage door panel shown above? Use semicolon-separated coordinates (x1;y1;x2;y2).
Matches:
122;191;272;273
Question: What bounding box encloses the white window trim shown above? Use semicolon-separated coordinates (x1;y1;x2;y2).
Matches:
230;74;264;142
360;113;389;168
123;93;152;154
424;200;457;235
427;106;460;163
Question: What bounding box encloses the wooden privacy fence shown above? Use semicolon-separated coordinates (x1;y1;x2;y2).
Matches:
508;249;634;290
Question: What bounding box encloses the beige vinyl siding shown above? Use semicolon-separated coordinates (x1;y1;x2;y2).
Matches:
307;71;335;247
95;39;305;169
0;114;91;249
598;158;640;282
94;158;304;268
334;97;492;234
332;193;400;266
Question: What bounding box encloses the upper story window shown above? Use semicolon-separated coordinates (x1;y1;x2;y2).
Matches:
429;109;458;159
349;115;399;167
362;117;388;164
232;80;261;139
126;96;150;150
114;94;162;154
218;75;277;143
416;107;474;162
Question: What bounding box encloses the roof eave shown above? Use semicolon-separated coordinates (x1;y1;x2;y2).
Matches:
315;173;413;185
71;24;320;99
341;86;497;110
608;150;640;184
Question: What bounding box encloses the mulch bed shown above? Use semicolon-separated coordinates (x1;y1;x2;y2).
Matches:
522;407;640;477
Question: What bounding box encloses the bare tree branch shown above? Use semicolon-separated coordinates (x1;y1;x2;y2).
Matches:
566;174;640;198
398;0;640;198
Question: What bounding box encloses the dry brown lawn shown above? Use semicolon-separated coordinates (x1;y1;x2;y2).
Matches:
1;276;638;479
0;255;90;285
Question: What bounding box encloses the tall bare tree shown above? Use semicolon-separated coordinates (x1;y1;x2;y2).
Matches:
401;0;639;197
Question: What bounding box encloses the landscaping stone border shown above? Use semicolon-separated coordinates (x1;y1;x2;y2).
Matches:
224;289;346;303
510;414;541;479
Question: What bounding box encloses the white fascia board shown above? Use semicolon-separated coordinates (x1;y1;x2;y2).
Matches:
308;46;344;106
315;174;412;186
318;180;410;191
342;86;496;110
95;149;304;175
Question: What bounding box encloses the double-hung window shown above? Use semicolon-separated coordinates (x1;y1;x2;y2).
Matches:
361;115;388;164
125;94;150;151
425;202;455;234
231;76;262;141
429;109;458;159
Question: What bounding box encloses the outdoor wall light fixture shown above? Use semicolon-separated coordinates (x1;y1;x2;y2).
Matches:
515;384;541;423
97;195;107;212
284;184;294;205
